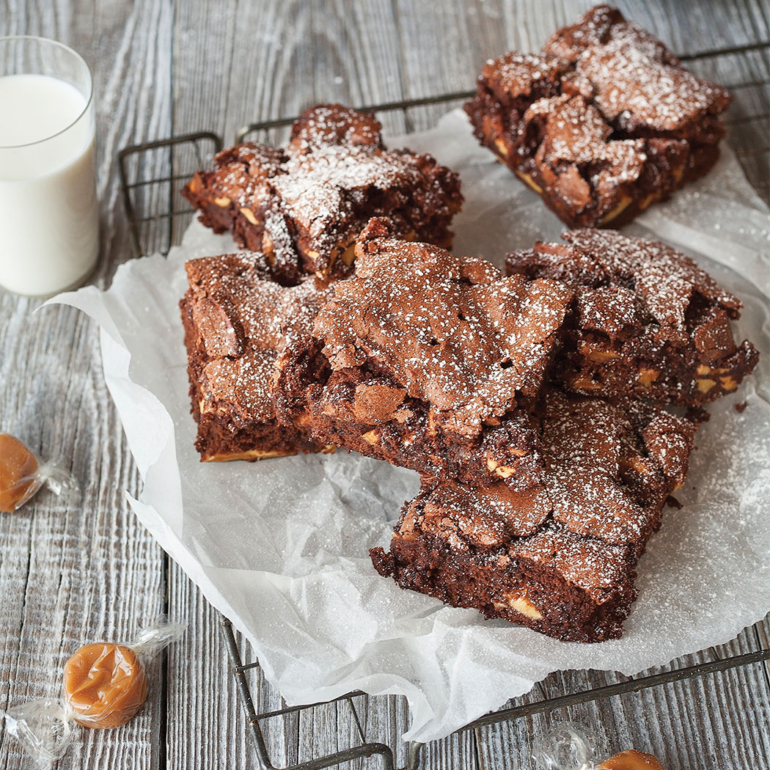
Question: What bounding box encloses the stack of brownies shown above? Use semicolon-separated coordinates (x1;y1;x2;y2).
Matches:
179;7;759;643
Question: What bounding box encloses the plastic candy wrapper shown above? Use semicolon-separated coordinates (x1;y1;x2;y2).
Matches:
533;722;602;770
0;434;79;513
1;619;185;765
533;721;665;770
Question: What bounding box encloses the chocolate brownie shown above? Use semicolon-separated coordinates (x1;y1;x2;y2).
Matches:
505;229;759;405
465;5;732;228
371;389;697;642
273;218;573;488
182;104;463;284
180;252;334;461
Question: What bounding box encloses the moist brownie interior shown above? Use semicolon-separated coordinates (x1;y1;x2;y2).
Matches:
371;389;697;643
181;251;334;461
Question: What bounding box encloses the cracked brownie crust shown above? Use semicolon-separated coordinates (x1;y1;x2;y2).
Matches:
273;219;573;487
181;252;334;461
506;228;759;405
465;5;732;228
182;104;463;284
371;389;697;643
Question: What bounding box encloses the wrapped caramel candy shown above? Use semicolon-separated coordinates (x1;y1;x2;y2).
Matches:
533;722;666;770
2;619;185;763
599;751;665;770
64;643;148;729
0;434;78;513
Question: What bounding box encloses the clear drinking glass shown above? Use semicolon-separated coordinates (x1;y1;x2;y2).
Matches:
0;36;99;296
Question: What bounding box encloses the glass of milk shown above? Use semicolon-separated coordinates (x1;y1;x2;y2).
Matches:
0;37;99;296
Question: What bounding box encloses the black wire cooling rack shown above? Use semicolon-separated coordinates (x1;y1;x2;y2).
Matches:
118;40;770;770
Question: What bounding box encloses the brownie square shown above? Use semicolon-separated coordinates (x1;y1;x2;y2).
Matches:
465;5;732;228
182;104;463;284
371;389;697;642
505;229;759;406
180;252;334;461
273;218;573;488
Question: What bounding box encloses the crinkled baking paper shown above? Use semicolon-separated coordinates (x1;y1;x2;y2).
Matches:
53;110;770;742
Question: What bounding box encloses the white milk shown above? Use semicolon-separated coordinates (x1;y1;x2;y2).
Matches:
0;74;99;296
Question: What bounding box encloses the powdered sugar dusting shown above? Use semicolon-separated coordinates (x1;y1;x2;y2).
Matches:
405;388;696;601
186;252;331;421
541;5;732;134
543;391;658;545
526;94;646;194
187;104;462;278
314;232;572;436
574;14;731;133
483;51;564;101
468;4;732;226
273;143;419;249
563;228;742;331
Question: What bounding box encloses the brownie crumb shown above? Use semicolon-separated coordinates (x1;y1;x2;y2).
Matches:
734;401;748;413
686;406;711;424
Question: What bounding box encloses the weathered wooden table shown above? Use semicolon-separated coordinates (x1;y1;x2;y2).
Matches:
2;1;770;768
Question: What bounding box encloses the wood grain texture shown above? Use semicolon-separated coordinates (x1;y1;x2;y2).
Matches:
1;1;770;769
0;1;174;768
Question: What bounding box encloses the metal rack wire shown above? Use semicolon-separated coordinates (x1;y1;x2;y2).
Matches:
118;40;770;770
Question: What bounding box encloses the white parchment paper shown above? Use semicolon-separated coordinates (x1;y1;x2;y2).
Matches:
52;110;770;742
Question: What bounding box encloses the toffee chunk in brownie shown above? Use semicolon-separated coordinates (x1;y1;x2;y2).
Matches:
181;252;334;461
371;389;697;642
505;229;759;406
182;104;463;284
465;5;732;228
273;218;573;488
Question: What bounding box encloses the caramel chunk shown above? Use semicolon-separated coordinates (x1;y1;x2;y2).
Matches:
0;435;40;513
599;749;666;769
352;383;407;424
63;643;148;729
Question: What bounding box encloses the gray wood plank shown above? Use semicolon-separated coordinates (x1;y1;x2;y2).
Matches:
3;2;770;770
0;1;174;769
475;633;770;770
164;562;263;770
